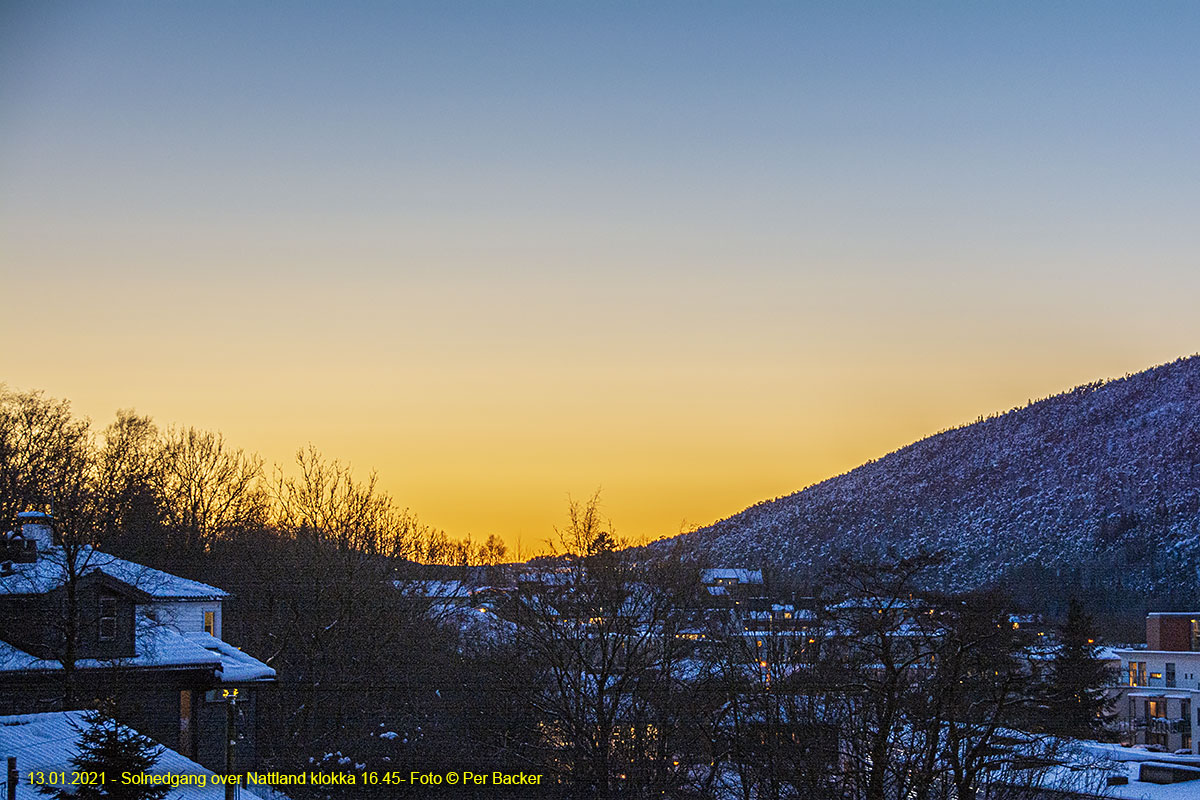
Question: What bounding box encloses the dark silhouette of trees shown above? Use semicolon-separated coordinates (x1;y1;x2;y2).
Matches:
511;493;701;798
0;387;96;537
94;410;162;556
153;426;267;553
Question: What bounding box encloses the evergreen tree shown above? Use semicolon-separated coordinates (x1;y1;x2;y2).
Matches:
1046;596;1115;738
41;703;170;800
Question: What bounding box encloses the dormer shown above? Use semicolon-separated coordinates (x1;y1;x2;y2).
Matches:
0;531;39;565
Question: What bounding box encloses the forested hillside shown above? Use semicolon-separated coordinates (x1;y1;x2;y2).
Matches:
666;356;1200;611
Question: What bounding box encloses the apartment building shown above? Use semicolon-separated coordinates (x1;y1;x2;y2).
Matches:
1112;612;1200;753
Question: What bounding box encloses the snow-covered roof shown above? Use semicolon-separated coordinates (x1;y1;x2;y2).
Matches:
183;632;276;682
700;568;763;585
1112;647;1200;659
0;546;227;600
0;619;218;674
439;605;516;651
0;618;273;680
0;711;269;800
1027;740;1200;799
517;570;573;586
828;597;928;610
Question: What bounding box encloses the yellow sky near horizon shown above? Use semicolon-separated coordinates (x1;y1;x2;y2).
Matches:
3;3;1199;553
3;286;1186;553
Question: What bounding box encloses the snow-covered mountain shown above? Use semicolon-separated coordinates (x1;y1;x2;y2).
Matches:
661;355;1200;597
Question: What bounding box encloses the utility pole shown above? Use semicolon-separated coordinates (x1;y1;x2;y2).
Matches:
225;696;237;800
7;756;17;800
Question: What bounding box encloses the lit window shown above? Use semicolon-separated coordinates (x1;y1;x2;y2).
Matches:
1129;662;1147;687
203;611;215;636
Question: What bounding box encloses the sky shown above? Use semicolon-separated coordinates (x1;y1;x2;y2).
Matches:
2;2;1198;552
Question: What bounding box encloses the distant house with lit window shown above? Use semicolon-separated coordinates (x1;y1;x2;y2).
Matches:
700;568;763;597
1112;612;1200;753
0;512;274;774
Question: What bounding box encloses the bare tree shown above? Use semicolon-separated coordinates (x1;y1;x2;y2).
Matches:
512;494;699;798
153;426;266;551
250;447;431;753
0;387;96;534
95;410;162;553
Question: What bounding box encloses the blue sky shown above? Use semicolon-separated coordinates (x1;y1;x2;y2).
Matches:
3;2;1198;545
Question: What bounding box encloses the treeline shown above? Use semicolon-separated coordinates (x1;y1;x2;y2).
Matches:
0;386;508;565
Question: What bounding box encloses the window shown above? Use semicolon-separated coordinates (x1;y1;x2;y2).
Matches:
1130;662;1147;687
1147;699;1169;748
1167;663;1176;688
98;596;117;642
203;611;215;636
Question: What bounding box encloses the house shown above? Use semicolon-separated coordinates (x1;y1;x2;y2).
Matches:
1111;612;1200;753
0;512;274;774
699;568;763;597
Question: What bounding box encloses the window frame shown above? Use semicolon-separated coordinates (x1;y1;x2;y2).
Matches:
98;595;118;642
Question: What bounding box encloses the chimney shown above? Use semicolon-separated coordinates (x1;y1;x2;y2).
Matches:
17;511;56;548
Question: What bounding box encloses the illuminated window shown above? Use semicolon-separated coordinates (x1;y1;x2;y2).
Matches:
1129;662;1147;687
203;611;215;636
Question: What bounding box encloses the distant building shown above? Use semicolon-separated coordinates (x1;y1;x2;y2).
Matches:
699;568;763;596
1112;612;1200;753
0;512;274;774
